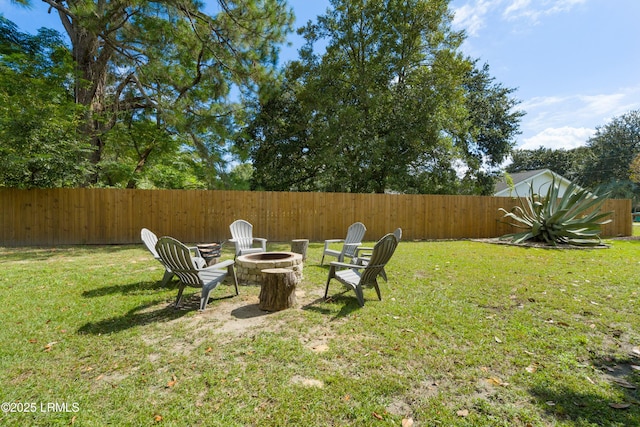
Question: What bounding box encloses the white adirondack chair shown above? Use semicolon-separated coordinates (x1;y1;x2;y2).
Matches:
324;233;399;307
141;228;205;286
320;222;366;265
229;220;267;258
155;236;239;310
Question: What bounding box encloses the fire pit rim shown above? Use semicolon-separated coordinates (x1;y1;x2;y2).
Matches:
238;251;301;262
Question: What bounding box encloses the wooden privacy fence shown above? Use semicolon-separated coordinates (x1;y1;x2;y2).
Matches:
0;188;632;246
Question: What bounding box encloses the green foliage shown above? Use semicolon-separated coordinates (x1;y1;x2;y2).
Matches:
581;109;640;205
507;146;592;184
6;1;294;188
245;0;522;194
0;17;91;188
499;178;612;246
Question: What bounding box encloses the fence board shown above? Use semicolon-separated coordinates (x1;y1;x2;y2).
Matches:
0;188;631;246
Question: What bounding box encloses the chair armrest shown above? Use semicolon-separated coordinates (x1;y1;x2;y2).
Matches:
329;261;364;270
354;246;374;257
202;259;235;271
254;237;267;251
324;239;344;250
187;246;201;257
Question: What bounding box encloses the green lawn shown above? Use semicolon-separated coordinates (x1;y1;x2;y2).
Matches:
1;238;640;426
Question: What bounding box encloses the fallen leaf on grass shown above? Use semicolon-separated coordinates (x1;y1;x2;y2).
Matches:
456;409;469;417
401;418;414;427
612;378;637;389
28;339;37;344
487;377;509;387
609;403;631;409
205;347;212;353
494;336;502;343
167;375;177;388
43;341;58;352
372;412;384;420
154;414;163;422
525;363;538;373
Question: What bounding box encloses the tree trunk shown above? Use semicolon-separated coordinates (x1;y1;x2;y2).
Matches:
258;268;298;311
290;239;309;261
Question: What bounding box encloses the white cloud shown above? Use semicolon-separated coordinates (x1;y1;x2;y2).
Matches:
452;1;497;36
453;0;587;35
518;126;594;150
503;0;588;22
519;85;640;145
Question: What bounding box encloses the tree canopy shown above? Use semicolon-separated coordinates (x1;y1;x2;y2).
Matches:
244;0;523;194
0;17;89;188
3;0;293;188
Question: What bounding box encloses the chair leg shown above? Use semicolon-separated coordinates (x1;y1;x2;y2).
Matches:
174;284;186;308
380;268;388;282
228;265;239;295
161;270;174;287
200;285;215;311
354;285;365;307
324;266;336;299
373;279;382;301
320;253;326;265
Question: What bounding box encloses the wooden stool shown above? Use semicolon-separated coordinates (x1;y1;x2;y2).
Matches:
290;239;309;261
259;268;299;311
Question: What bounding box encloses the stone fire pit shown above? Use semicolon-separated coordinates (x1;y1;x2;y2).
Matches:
235;252;303;285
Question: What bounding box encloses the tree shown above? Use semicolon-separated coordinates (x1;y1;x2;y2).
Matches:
455;62;524;194
507;146;592;183
0;17;89;188
10;0;293;187
578;110;640;205
245;0;522;194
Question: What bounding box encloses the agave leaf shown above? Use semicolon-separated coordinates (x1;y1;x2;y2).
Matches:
497;175;612;246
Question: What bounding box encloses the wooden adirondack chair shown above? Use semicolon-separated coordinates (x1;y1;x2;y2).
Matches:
155;236;239;310
324;233;399;307
229;219;267;258
320;222;366;265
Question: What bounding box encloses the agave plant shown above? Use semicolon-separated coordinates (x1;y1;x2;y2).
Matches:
499;178;612;246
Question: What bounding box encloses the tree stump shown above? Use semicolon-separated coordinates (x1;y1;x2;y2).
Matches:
290;239;309;261
259;268;299;311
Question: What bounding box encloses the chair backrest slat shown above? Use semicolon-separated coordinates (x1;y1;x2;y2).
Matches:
360;233;398;283
343;222;367;258
141;228;160;258
230;220;254;252
156;237;201;287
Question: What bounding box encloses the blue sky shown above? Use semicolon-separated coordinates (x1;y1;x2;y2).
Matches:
3;0;639;151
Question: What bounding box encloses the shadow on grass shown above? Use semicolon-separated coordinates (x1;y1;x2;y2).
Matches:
529;353;640;425
231;303;271;319
82;279;173;298
77;293;237;335
0;245;140;262
302;291;360;320
529;384;640;425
